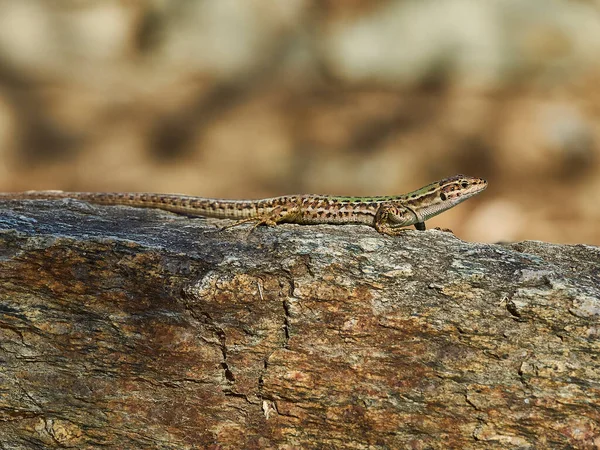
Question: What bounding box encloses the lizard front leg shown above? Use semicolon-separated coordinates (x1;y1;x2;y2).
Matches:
374;204;413;236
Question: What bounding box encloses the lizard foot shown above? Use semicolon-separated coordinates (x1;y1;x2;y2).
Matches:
219;215;279;233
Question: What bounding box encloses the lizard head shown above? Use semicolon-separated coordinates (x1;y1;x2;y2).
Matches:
438;175;487;205
406;175;487;222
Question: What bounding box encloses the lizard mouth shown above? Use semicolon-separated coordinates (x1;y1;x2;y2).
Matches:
457;181;487;201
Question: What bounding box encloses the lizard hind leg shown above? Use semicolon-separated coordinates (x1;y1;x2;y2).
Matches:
219;216;262;231
220;207;296;232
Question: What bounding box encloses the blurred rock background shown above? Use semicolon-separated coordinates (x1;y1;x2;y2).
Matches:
0;0;598;244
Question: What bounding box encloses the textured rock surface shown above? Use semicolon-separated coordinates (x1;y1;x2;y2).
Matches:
0;199;599;448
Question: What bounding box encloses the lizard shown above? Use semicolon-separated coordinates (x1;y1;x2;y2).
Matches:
0;174;487;236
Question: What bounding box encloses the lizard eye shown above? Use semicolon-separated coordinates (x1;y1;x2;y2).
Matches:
461;182;469;188
440;193;447;201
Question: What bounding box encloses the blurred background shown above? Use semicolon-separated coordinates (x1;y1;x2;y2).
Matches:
0;0;599;244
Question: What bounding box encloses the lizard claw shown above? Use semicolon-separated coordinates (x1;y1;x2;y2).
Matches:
433;227;454;234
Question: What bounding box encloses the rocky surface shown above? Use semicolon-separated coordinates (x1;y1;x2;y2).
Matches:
0;200;599;448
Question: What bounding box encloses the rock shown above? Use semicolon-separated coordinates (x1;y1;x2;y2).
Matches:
0;199;599;448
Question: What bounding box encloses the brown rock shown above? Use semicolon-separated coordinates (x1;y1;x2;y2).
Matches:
0;199;599;448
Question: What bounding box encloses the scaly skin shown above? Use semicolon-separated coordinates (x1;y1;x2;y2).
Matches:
0;175;487;235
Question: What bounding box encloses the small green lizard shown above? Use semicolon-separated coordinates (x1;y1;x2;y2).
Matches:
0;175;487;235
